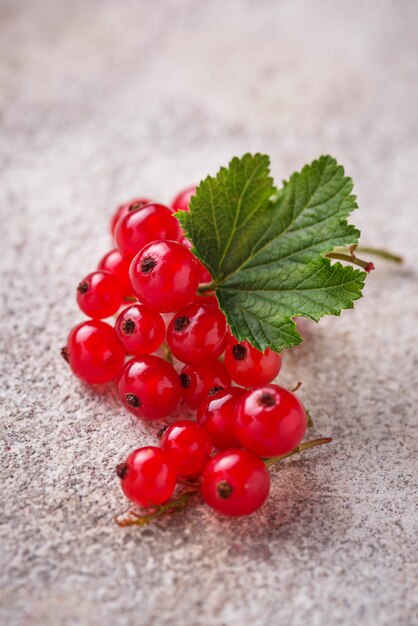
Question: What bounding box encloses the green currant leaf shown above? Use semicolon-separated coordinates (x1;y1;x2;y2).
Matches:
177;154;366;352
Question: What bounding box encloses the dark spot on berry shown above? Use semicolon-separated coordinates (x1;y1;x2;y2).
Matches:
174;316;190;332
217;480;233;499
125;393;141;408
140;256;157;273
77;280;89;294
232;344;246;360
121;318;136;334
116;462;128;479
258;392;276;407
60;346;69;362
128;200;148;212
179;373;190;388
208;385;223;396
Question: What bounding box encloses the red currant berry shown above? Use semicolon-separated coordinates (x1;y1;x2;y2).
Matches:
196;259;212;284
171;186;196;212
159;420;212;478
117;446;177;507
197;387;245;450
193;293;219;309
115;304;165;355
98;248;132;298
115;202;182;259
117;355;181;419
180;236;193;250
130;240;199;313
201;449;270;516
64;320;125;384
110;198;151;236
76;270;123;319
179;360;231;409
166;303;227;364
193;291;219;310
221;325;233;347
224;339;282;387
235;384;307;457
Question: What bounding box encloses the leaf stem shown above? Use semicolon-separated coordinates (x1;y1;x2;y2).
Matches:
326;252;374;272
332;245;403;264
353;246;403;264
197;281;217;294
264;437;332;468
115;488;199;527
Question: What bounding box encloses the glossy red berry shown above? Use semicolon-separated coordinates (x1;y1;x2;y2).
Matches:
98;248;132;298
235;384;307;457
221;325;234;348
179;360;231;409
201;449;270;516
76;270;123;319
197;387;245;450
166;303;227;364
196;259;212;284
115;304;165;355
117;447;177;507
171;186;196;212
130;240;199;313
159;420;212;478
117;355;181;419
180;236;193;250
110;198;151;236
224;339;282;387
64;320;125;384
193;293;219;309
115;202;182;259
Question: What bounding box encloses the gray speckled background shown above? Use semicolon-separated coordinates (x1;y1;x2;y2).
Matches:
1;1;417;625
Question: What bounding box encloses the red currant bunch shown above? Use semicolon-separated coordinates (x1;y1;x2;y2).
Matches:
62;188;325;524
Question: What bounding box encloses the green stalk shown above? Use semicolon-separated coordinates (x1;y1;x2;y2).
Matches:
197;281;217;294
325;252;373;271
264;437;332;468
115;488;199;527
332;245;403;264
115;438;332;527
161;342;173;364
354;246;403;263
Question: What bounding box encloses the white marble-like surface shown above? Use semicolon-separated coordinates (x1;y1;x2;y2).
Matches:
1;1;417;625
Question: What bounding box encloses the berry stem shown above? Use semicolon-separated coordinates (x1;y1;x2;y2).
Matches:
123;296;139;303
161;342;173;364
116;438;332;527
264;437;332;468
115;488;199;527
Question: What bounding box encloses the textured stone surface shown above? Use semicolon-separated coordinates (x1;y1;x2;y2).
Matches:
1;1;417;625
